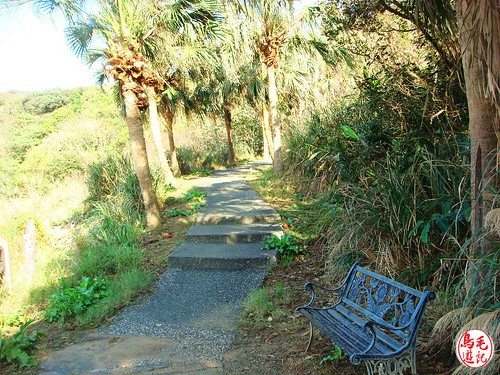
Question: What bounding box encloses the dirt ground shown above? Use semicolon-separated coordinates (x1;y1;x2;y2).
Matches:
222;244;453;375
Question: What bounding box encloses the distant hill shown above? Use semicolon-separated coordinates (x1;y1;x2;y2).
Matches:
0;87;128;198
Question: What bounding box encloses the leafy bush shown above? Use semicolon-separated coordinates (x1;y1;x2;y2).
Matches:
77;268;152;326
21;90;68;114
46;277;107;323
75;219;142;279
0;321;41;368
0;311;29;328
177;146;227;175
232;107;263;157
86;155;145;224
182;188;207;202
262;233;307;265
284;95;470;286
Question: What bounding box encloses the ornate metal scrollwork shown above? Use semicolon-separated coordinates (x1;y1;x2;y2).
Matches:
364;350;416;375
347;271;419;330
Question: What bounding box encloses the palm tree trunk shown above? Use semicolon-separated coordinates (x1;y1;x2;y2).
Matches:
456;0;499;246
456;0;499;293
159;98;181;177
262;100;273;162
223;103;236;167
145;86;176;185
123;83;161;229
267;65;283;173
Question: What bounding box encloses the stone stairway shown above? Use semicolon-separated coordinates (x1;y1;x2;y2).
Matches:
38;162;281;374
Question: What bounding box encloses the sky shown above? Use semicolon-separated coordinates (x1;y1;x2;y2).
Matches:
0;4;97;92
0;1;319;93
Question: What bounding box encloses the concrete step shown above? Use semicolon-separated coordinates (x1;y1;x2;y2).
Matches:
195;210;280;225
169;243;276;270
195;188;281;225
185;223;282;244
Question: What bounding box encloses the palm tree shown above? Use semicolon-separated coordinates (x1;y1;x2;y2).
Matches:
54;0;165;228
454;0;499;245
243;0;293;173
159;90;182;177
144;83;177;185
239;0;344;173
150;6;224;176
30;0;222;227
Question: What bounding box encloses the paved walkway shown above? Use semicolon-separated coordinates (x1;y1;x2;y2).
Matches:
39;162;281;374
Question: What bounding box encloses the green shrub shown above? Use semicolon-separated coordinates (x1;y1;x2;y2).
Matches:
45;277;107;323
243;284;289;326
182;188;207;203
176;140;227;174
22;146;83;180
21;90;68;115
0;321;41;368
262;233;307;265
86;155;144;222
78;268;152;326
166;208;192;217
76;242;143;279
232;107;262;157
0;311;29;328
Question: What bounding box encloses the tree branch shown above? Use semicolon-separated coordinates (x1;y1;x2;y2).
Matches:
378;0;454;70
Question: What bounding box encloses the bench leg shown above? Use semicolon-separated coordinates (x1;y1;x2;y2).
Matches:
409;347;417;375
305;322;314;353
363;352;413;375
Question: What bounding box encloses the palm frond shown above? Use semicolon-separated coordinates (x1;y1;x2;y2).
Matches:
65;18;96;58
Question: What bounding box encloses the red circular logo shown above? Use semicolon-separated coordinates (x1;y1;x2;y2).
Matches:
456;329;494;368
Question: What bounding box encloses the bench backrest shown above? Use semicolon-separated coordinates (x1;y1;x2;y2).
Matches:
340;264;434;347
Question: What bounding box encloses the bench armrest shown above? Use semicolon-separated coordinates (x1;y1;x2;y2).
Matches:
348;320;410;365
363;318;413;333
298;280;347;309
297;263;361;310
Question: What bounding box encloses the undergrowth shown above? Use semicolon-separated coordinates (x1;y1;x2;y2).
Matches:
242;283;291;328
0;321;41;369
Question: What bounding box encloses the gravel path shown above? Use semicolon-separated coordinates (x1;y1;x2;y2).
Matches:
39;162;280;374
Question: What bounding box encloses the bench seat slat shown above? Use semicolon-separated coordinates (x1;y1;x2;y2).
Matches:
335;304;405;350
316;309;386;354
342;298;410;342
299;307;372;354
299;307;397;356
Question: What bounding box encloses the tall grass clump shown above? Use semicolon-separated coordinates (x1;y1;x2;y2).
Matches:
86;155;144;223
64;154;156;325
283;104;471;288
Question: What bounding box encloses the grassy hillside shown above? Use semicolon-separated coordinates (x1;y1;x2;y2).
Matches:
0;87;131;318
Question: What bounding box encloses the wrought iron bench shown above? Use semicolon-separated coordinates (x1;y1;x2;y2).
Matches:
296;263;435;375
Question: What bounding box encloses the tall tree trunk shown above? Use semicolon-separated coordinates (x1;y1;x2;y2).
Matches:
262;99;273;162
456;1;499;246
223;103;236;167
267;65;283;173
123;83;161;229
145;86;176;185
159;98;181;177
455;0;499;294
